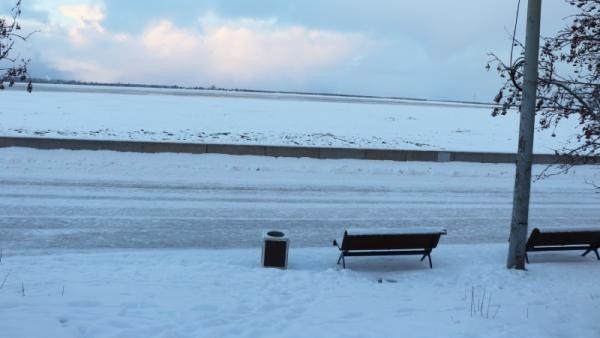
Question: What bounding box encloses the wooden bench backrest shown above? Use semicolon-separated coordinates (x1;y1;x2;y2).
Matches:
527;228;600;248
341;232;443;251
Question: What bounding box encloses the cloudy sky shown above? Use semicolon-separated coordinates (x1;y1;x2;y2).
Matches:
2;0;576;101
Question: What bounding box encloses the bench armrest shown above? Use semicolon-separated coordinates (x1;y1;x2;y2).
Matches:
333;239;341;249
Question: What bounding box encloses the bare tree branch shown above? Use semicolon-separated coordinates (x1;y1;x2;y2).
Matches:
1;0;33;92
488;0;599;173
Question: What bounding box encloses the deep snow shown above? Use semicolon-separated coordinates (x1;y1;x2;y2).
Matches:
0;147;597;337
1;84;598;337
1;244;600;338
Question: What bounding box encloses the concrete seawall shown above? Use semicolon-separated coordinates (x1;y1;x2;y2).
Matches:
0;136;587;165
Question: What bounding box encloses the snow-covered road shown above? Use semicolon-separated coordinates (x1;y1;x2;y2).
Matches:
1;148;598;250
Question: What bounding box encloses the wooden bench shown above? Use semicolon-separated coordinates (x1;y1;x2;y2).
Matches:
332;227;447;269
525;227;600;263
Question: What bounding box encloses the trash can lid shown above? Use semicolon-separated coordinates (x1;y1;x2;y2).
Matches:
267;231;285;237
263;230;289;240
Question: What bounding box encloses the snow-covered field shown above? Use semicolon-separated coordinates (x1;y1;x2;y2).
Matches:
2;245;600;338
1;84;598;337
0;147;598;336
0;84;581;153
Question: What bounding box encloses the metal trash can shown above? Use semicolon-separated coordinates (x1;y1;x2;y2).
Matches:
262;230;289;269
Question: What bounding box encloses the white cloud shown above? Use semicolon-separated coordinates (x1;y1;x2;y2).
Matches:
27;5;366;88
59;3;105;44
59;3;104;27
27;1;107;44
198;11;279;31
18;0;580;99
138;18;362;83
141;20;200;58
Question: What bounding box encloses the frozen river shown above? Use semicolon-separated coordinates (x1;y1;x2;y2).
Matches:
1;148;598;250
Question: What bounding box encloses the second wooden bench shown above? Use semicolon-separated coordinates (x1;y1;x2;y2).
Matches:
333;227;447;269
525;227;600;263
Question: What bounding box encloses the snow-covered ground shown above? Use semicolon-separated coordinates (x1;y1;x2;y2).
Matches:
0;148;598;337
0;84;582;153
2;245;600;338
1;84;598;338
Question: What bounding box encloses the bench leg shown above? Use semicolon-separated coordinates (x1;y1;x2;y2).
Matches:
582;247;600;260
525;253;529;264
420;253;433;269
336;253;346;269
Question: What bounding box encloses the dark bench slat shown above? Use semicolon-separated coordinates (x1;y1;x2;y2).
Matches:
341;234;442;251
343;249;429;257
528;231;600;247
528;246;592;252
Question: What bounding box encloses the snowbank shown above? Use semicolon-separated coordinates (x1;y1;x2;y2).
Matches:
1;244;599;338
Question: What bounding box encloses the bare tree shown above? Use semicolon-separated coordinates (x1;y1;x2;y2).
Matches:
1;0;33;92
489;0;599;173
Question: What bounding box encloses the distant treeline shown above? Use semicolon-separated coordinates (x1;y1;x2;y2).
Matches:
28;78;200;90
24;78;494;107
